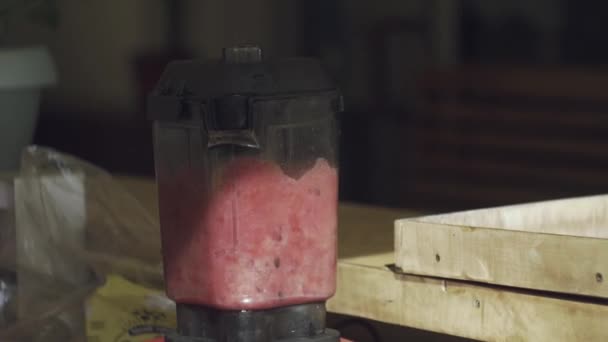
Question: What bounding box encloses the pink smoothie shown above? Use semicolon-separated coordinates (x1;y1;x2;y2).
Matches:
158;158;338;310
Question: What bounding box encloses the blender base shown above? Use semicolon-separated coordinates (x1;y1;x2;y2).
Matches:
166;302;340;342
166;330;339;342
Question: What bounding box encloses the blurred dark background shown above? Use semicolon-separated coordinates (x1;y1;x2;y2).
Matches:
7;0;608;211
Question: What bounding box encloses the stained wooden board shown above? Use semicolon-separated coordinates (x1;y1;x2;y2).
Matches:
396;195;608;299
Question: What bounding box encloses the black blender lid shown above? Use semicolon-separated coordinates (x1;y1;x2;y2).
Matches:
147;46;338;121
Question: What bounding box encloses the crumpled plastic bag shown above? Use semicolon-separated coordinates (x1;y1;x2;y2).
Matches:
0;146;164;341
17;146;163;282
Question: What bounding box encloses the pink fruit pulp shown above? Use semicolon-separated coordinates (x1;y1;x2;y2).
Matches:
158;158;338;310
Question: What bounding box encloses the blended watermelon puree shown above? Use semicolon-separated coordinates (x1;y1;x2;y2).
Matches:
158;157;338;310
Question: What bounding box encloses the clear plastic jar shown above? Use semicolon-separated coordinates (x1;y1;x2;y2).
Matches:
153;84;340;309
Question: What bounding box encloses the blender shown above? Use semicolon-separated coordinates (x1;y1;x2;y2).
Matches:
148;46;342;342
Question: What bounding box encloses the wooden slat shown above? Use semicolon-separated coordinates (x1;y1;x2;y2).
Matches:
416;157;608;191
396;194;608;299
419;66;608;102
420;102;608;131
396;220;608;298
329;263;608;342
416;129;608;163
406;180;559;209
405;195;608;239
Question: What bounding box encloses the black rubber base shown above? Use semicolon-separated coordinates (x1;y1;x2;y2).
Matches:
167;303;339;342
166;328;339;342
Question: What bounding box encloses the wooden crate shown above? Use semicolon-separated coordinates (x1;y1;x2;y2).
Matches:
395;195;608;298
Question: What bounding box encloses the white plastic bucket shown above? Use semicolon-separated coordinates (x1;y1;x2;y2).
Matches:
0;46;57;171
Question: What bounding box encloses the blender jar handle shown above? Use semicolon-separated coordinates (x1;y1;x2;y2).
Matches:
203;95;260;149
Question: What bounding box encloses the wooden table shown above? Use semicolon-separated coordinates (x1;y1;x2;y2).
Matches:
122;178;607;342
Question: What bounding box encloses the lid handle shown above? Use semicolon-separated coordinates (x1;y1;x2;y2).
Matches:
203;95;259;149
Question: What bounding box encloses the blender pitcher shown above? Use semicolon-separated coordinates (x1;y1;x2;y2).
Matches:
149;46;342;342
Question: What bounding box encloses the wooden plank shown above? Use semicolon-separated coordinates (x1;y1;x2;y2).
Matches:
406;179;556;208
420;66;608;102
328;263;608;342
395;195;608;298
420;102;608;130
396;220;608;299
416;129;608;161
416;157;608;191
412;194;608;238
